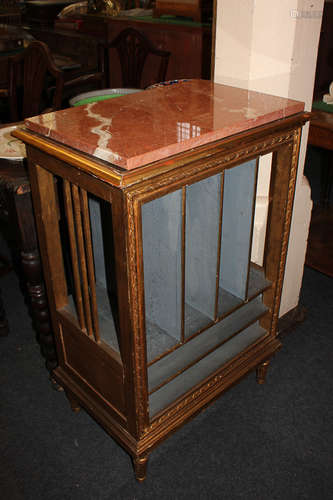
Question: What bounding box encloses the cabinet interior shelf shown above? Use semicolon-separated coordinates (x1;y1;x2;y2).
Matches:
149;321;267;418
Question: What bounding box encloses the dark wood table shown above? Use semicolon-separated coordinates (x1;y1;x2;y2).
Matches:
306;110;333;276
0;156;57;370
308;110;333;147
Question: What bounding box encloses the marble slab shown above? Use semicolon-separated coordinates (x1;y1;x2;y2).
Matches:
24;79;304;171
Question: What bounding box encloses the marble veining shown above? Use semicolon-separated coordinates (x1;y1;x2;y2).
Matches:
86;102;122;164
24;80;304;171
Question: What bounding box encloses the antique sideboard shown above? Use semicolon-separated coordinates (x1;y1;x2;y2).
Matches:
14;80;308;481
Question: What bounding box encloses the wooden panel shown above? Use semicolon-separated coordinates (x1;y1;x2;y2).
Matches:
29;163;68;310
261;135;300;334
308;112;333;151
60;314;125;413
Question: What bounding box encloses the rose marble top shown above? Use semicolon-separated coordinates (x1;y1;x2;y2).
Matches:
24;79;304;171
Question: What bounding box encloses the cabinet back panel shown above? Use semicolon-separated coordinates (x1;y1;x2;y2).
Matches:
89;196;107;289
148;295;267;393
185;174;221;326
217;264;271;318
220;160;257;299
142;190;183;347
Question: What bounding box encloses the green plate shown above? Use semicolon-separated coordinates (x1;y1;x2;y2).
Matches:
73;94;126;106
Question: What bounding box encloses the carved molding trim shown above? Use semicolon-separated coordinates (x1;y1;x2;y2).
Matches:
126;195;149;432
270;127;301;335
126;131;295;200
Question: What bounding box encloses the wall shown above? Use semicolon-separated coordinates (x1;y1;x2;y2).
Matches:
213;0;324;316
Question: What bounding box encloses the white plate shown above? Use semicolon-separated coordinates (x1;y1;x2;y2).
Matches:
0;125;26;160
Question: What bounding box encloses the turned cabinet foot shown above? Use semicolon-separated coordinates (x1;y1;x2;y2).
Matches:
65;391;81;413
256;360;270;384
50;376;64;392
133;455;148;482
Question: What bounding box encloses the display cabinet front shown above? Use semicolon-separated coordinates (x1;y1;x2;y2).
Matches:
140;158;269;419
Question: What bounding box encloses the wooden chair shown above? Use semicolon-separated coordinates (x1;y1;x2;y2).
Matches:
7;40;64;122
0;145;57;372
0;40;72;375
0;41;105;379
98;27;170;89
7;40;105;121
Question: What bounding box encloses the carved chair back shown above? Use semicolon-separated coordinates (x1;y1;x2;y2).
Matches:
98;27;170;89
8;40;64;122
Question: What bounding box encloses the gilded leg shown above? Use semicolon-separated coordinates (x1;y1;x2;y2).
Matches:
133;455;148;482
256;360;270;384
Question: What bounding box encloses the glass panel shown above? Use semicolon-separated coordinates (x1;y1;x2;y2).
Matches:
88;195;119;351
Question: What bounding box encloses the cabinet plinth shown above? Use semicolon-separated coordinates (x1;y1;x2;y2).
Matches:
15;80;307;481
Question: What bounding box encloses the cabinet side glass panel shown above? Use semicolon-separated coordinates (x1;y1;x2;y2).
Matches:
88;196;119;351
142;190;183;363
56;177;120;354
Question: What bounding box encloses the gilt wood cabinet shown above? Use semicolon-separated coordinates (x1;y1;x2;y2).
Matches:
15;80;307;481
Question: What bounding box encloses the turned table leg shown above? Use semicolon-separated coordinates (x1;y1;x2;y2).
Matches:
133;455;149;482
21;248;57;373
256;360;270;384
14;188;58;377
1;162;58;383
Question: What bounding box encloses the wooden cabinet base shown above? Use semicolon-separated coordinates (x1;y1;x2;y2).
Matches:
55;334;280;480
